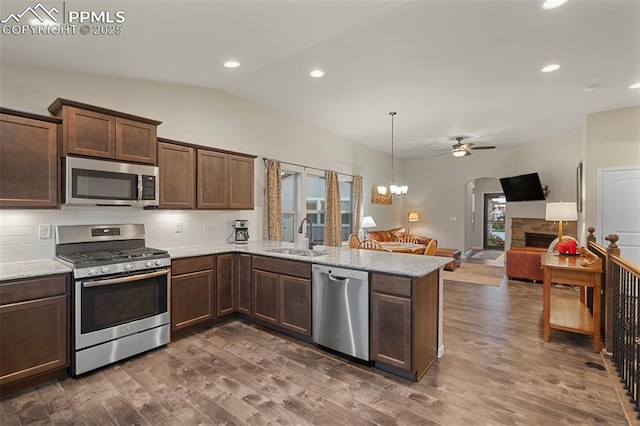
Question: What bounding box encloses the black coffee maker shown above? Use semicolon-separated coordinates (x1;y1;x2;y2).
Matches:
233;220;249;244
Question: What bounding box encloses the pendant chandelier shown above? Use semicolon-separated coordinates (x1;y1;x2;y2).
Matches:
377;112;408;198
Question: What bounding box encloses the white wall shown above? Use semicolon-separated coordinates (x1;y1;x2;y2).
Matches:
405;131;580;251
0;62;404;263
583;105;640;243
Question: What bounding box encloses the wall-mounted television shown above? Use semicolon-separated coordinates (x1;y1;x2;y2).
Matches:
499;172;546;202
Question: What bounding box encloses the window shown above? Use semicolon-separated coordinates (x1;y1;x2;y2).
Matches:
280;167;353;244
281;172;297;242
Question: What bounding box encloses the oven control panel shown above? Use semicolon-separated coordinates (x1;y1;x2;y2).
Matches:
76;257;170;279
91;227;121;237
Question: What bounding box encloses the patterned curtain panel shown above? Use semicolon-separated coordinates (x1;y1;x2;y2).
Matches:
352;175;363;234
324;170;342;246
265;160;283;241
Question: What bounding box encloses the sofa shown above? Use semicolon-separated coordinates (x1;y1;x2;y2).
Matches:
506;245;547;282
368;227;434;245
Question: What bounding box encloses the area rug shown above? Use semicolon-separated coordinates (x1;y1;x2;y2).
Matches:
443;262;505;287
469;250;504;260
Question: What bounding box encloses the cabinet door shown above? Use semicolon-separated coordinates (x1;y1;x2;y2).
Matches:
253;269;279;325
158;142;195;209
235;254;252;315
216;254;234;317
0;295;68;386
371;292;412;370
279;275;311;336
171;270;214;331
197;150;228;209
64;106;116;159
115;117;157;164
0;114;58;207
228;155;254;209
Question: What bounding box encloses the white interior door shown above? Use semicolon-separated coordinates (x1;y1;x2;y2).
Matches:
598;166;640;266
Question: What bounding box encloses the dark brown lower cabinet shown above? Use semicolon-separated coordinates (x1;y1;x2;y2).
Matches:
235;253;252;315
171;256;215;331
370;271;439;381
252;256;311;338
253;269;279;325
280;275;312;336
371;292;412;370
216;254;234;317
0;274;69;393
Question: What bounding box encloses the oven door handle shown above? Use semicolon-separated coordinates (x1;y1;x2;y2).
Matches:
82;268;170;287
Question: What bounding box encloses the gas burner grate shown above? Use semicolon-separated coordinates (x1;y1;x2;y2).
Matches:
58;247;169;266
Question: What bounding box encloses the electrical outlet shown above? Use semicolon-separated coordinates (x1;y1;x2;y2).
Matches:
449;216;457;222
174;222;182;233
38;224;51;239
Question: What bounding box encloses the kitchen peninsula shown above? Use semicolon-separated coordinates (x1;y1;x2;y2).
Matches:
171;241;448;381
0;241;449;391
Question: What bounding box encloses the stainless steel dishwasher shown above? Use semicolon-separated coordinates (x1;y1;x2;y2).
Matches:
312;264;370;361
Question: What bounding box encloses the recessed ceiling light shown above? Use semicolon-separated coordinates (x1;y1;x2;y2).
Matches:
584;83;601;92
310;70;325;78
542;0;568;10
541;64;561;73
630;82;640;89
224;61;240;69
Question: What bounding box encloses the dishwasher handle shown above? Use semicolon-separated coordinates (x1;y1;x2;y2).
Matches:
327;274;348;282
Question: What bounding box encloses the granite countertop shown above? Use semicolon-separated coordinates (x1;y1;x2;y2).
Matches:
0;241;450;282
168;240;450;278
0;259;72;281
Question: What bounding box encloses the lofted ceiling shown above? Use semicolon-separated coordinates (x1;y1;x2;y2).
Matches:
1;0;639;159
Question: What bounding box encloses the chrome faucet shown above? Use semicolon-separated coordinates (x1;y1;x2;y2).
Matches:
298;217;315;250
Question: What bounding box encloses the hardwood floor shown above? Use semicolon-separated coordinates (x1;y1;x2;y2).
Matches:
1;279;627;425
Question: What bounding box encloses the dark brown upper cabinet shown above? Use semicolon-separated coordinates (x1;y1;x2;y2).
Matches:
158;141;196;209
158;138;254;210
228;154;254;209
0;108;60;208
198;149;228;209
48;98;161;165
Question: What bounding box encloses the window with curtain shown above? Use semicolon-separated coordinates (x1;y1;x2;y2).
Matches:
280;167;353;244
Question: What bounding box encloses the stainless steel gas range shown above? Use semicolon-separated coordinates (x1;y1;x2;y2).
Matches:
55;224;171;376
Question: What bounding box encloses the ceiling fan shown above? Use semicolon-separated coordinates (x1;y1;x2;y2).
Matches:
434;137;496;158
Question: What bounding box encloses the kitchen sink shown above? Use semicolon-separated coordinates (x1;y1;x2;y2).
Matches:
266;248;327;257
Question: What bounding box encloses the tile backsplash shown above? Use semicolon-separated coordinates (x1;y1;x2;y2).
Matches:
0;207;261;264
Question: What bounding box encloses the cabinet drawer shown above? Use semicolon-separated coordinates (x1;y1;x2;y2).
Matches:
372;273;412;298
0;275;68;305
252;256;311;279
551;269;597;286
171;255;214;276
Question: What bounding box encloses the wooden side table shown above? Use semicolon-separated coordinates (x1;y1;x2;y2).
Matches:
541;252;603;352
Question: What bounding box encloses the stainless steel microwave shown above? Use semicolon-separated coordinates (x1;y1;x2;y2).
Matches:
64;156;159;207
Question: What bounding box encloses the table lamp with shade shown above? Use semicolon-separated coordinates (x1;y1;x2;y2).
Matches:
545;201;577;241
361;216;377;239
407;211;420;234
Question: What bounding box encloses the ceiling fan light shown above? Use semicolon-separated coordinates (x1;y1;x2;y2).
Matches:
377;186;388;195
453;150;467;158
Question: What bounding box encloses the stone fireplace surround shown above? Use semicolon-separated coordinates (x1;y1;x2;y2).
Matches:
510;218;577;247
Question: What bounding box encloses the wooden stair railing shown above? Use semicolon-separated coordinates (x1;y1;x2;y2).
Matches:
588;227;640;419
